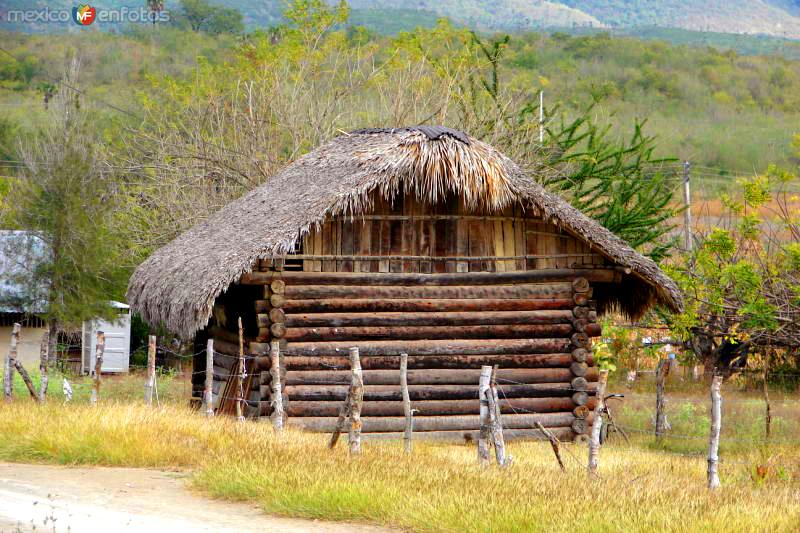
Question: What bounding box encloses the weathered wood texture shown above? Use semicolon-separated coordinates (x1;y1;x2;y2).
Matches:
234;201;610;439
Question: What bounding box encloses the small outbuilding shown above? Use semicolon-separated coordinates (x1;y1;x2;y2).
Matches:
128;126;681;440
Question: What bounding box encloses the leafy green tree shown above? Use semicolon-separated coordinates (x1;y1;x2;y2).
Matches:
175;0;244;34
0;65;129;356
668;166;800;374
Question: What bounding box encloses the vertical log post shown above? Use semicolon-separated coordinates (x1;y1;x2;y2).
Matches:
707;374;723;489
587;369;609;477
38;331;50;402
477;365;492;466
4;323;20;401
762;366;771;442
144;335;156;406
655;358;670;441
236;317;245;422
270;339;284;430
90;331;105;406
400;352;413;453
205;338;214;417
488;365;508;467
348;347;364;455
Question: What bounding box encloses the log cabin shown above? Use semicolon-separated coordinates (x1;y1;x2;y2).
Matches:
127;126;681;441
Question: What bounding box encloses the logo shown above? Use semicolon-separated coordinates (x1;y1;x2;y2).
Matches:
72;4;96;25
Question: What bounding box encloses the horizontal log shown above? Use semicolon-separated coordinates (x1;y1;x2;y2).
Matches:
255;299;270;313
257;314;271;328
282;298;575;314
285;382;597;402
285;367;598;386
271;323;287;338
208;325;241;345
269;308;286;323
289;412;584;433
362;427;577;442
287;397;581;417
572;348;589;363
242;269;617;286
282;283;574;301
255;353;591;371
285;310;574;328
284;324;575;342
283;338;572;357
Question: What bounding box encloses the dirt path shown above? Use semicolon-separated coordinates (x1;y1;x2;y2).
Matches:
0;463;391;533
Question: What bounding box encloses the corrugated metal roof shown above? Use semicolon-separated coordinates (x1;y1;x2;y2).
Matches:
0;230;48;314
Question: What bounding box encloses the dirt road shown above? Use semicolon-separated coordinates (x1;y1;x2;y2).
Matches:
0;463;390;532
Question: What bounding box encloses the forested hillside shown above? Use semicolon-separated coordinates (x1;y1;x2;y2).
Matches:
2;16;798;178
5;0;800;38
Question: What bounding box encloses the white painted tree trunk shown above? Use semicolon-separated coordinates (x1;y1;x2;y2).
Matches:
588;369;609;476
477;365;492;465
707;374;722;490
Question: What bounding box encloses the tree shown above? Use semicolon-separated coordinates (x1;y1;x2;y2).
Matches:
0;62;128;359
667;165;800;374
176;0;244;34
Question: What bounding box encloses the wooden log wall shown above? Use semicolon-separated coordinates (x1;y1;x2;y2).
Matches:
247;269;600;440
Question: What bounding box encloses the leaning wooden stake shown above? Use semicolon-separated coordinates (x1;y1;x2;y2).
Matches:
536;421;565;472
38;331;50;402
236;317;245;422
488;366;508;467
14;359;38;401
655;358;670;441
144;335;157;406
205;338;214;416
477;365;492;465
4;323;20;401
707;374;723;490
588;369;609;477
400;352;413;453
348;347;364;455
270;339;284;430
328;388;352;449
90;331;105;406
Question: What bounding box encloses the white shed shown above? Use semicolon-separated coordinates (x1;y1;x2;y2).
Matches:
82;301;132;375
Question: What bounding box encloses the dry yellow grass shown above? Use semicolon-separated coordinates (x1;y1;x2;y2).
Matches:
1;403;799;532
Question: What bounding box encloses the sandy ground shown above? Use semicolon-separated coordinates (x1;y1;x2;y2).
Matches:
0;463;391;533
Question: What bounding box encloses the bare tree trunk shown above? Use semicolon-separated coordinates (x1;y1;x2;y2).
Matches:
588;369;609;476
205;339;214;416
477;365;492;465
144;335;156;405
90;331;105;405
400;352;413;453
348;347;363;455
270;339;284;430
38;331;50;402
655;358;670;441
488;366;508;467
763;366;771;442
47;319;58;376
707;374;722;489
4;323;20;401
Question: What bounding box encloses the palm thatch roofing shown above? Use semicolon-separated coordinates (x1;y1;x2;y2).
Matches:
127;126;682;338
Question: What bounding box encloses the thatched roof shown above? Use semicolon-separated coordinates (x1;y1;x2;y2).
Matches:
127;126;682;338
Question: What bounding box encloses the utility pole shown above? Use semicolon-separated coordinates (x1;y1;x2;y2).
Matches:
683;161;692;251
539;90;544;144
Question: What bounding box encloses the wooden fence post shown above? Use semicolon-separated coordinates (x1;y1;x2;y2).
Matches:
588;369;609;476
707;374;722;490
762;367;771;442
38;331;49;402
4;323;20;401
236;317;245;422
488;366;508;466
536;421;565;471
655;358;670;441
328;388;351;449
348;347;364;455
144;335;156;406
205;338;214;416
270;339;284;430
400;352;413;453
477;365;492;465
90;331;105;406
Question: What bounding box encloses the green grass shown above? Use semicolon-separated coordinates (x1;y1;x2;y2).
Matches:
0;395;799;532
